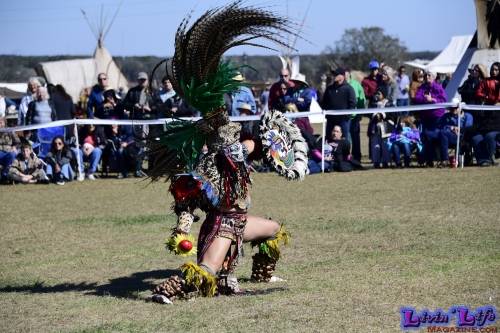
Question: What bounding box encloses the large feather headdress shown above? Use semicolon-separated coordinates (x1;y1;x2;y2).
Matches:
167;0;294;116
149;1;295;180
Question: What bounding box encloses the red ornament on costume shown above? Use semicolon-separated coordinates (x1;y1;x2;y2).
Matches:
171;175;202;201
179;240;193;252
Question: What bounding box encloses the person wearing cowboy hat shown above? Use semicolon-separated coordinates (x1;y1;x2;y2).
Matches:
230;72;256;117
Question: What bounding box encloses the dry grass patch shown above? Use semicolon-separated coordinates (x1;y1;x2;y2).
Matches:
0;168;499;332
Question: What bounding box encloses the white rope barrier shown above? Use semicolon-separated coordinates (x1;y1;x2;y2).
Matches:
2;102;498;173
4;102;500;134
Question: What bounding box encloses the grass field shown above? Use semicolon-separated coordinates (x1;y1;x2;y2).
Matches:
0;167;499;332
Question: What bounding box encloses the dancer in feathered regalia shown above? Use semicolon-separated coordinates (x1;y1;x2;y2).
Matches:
149;1;308;303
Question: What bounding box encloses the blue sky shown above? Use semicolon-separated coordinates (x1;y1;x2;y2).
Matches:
1;0;476;56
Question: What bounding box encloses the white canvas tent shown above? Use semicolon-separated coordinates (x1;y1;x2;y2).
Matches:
37;46;128;103
405;35;473;74
36;6;128;103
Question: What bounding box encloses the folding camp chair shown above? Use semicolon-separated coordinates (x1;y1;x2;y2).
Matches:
36;126;65;159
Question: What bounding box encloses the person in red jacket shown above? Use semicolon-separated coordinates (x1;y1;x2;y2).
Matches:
362;60;380;103
476;62;500;105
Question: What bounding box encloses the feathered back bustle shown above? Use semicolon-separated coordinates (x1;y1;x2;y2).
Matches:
168;0;295;115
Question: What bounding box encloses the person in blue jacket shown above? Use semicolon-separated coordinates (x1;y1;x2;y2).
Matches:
437;105;473;167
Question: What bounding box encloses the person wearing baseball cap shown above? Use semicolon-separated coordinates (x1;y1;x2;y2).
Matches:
137;72;148;81
122;71;154;120
362;59;380;102
320;66;356;142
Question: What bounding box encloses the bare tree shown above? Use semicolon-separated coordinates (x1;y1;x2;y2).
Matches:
326;27;408;70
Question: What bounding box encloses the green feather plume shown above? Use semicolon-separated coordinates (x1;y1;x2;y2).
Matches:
180;62;243;114
147;119;206;181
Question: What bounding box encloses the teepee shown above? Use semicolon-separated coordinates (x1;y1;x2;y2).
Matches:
36;5;128;103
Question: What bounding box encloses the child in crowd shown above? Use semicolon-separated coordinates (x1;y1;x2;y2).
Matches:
387;116;422;168
8;143;49;184
368;111;393;168
75;124;104;180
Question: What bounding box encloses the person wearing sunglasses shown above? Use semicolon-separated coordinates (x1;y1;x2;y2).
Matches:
45;136;76;185
87;73;109;119
268;68;297;109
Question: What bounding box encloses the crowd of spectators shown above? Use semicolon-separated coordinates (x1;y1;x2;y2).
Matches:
0;60;499;185
270;60;500;173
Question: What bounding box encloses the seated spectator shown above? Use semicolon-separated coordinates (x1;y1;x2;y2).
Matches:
74;125;105;180
0;117;20;182
367;112;392;168
458;64;487;105
104;125;144;178
437;105;473;167
326;125;361;172
308;143;333;174
9;143;49;184
470;110;500;166
45;136;76;185
388;115;422;168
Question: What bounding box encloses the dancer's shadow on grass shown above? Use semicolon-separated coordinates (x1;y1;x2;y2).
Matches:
0;269;179;300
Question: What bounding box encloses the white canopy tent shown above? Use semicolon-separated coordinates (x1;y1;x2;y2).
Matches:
405;35;473;74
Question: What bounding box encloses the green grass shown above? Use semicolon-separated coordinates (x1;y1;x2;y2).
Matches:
0;168;499;332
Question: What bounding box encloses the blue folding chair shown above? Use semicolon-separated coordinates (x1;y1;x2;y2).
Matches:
36;126;65;159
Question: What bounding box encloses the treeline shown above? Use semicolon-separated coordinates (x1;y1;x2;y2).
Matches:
0;51;438;88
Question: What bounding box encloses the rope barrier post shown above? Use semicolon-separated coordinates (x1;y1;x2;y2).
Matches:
73;119;83;179
321;111;326;173
455;102;463;168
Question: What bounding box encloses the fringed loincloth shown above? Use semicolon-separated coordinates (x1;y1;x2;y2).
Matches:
197;211;247;272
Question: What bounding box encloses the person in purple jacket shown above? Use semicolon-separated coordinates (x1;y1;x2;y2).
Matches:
414;71;448;167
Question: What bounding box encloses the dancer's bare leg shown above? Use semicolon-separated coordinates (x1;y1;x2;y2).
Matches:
199;236;232;274
243;215;280;242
